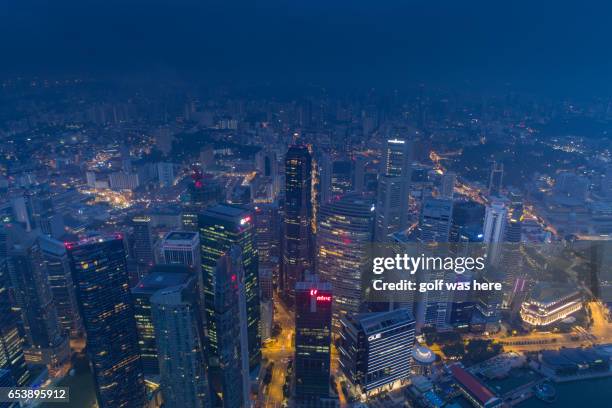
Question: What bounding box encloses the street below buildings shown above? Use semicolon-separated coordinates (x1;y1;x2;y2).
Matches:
260;295;294;408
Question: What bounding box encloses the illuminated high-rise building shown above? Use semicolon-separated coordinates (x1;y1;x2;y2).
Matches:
206;247;250;408
374;175;405;241
317;195;374;331
131;265;193;375
66;235;146;408
39;236;83;338
294;280;333;407
199;204;260;370
375;138;412;241
318;152;333;204
254;203;280;269
417;198;454;329
282;146;313;303
161;231;200;270
131;214;154;282
419;197;453;243
0;259;29;387
150;276;210;408
483;201;507;244
7;236;70;377
383;138;412;178
483;201;507;266
338;308;415;399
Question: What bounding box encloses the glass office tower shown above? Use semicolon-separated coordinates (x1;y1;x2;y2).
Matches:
66;235;146;408
199;204;260;370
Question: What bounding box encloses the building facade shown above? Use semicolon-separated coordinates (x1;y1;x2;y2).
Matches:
199;204;260;370
67;235;146;408
294;280;333;406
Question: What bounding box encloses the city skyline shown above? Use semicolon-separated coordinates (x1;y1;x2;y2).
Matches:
1;2;612;408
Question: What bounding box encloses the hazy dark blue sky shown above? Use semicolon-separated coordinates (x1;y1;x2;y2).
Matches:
2;0;611;95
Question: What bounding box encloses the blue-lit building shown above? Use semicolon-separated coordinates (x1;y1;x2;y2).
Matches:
338;308;415;399
131;264;193;375
7;235;70;378
150;276;210;408
207;247;250;408
39;235;83;338
67;235;146;408
0;258;29;388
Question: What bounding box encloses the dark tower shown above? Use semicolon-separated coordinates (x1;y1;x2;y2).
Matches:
282;146;313;303
294;280;333;406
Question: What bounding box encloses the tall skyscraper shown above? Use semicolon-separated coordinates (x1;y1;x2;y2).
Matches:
419;197;453;243
417;198;454;329
131;265;193;375
483;201;507;243
206;247;250;408
375;138;412;241
374;175;405;242
254;203;281;269
131;214;154;282
318;152;333;204
338;309;415;399
7;236;70;377
66;235;146;408
161;231;201;270
199;204;260;370
448;201;485;328
150;277;210;408
317;195;374;331
0;259;29;387
483;201;507;266
383;138;412;178
294;280;333;406
282;146;313;303
39;236;83;338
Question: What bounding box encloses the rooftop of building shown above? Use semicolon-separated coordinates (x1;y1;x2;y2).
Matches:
131;266;193;295
527;282;581;306
351;308;415;335
295;280;332;292
203;203;250;220
450;364;498;407
164;231;198;241
413;345;436;364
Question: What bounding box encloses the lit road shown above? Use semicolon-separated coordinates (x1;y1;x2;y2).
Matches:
475;302;612;353
260;296;294;408
330;344;347;406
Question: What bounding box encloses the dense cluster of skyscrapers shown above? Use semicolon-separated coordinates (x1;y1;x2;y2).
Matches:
1;78;608;408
